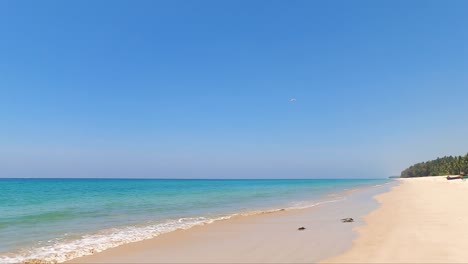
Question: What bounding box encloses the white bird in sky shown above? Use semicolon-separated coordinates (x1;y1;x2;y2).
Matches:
289;98;297;102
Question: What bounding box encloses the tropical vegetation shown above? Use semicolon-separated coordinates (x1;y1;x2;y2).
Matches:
401;154;468;178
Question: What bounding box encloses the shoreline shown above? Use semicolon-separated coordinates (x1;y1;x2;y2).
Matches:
66;182;395;263
324;176;468;263
0;179;389;264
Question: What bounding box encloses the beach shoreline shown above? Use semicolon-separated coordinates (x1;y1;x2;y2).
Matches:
0;179;391;264
67;182;394;263
324;176;468;263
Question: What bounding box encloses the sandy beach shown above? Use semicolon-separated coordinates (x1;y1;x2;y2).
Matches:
325;176;468;263
66;177;468;263
68;184;391;263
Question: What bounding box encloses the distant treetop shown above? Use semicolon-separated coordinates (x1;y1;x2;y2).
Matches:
401;154;468;178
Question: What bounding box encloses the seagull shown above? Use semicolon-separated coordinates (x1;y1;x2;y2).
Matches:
289;98;297;102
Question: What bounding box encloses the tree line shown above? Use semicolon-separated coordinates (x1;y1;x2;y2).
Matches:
401;154;468;178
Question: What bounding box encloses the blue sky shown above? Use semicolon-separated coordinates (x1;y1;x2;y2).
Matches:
1;0;467;178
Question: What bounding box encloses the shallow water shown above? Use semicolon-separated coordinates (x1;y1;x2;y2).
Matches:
0;178;390;263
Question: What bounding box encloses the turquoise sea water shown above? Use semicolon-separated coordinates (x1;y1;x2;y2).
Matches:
0;178;390;263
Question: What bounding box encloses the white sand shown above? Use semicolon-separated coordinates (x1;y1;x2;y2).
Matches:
324;176;468;263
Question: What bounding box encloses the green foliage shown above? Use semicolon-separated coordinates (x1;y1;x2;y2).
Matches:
401;154;468;177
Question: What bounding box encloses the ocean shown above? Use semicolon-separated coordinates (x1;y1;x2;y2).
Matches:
0;178;390;263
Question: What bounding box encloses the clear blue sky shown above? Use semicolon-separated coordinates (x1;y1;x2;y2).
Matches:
1;0;467;178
